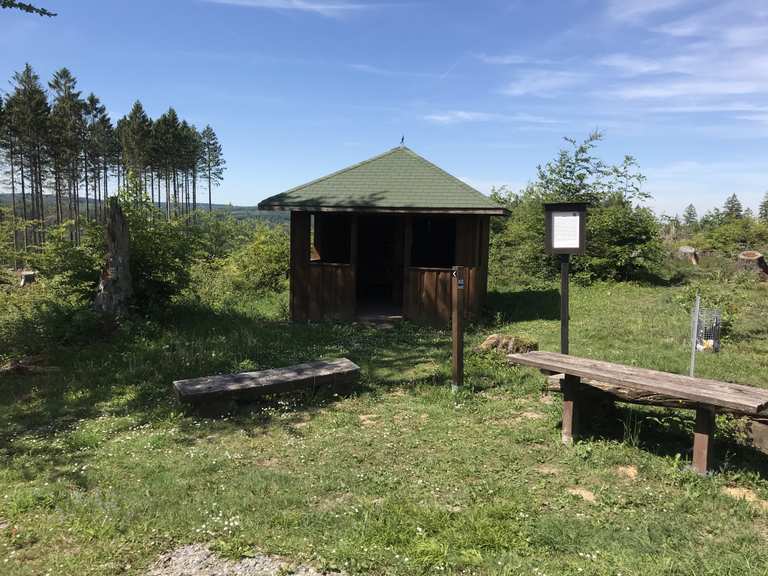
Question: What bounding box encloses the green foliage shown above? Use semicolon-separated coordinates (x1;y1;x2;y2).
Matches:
682;204;698;229
692;216;768;255
759;192;768;222
117;176;196;307
723;193;744;220
0;277;101;361
27;222;104;299
188;223;289;308
490;132;663;286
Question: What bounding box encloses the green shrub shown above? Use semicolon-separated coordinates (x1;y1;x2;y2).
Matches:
0;277;101;361
489;132;664;287
187;223;289;309
117;177;197;308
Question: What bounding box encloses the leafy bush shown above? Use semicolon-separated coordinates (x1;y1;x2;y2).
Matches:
0;277;102;361
117;177;198;307
187;223;289;309
692;217;768;256
28;222;104;299
489;133;664;286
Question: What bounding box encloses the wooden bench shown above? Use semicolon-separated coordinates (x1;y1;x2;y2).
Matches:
174;358;360;403
508;351;768;473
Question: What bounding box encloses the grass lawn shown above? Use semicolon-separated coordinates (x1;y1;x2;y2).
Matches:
2;282;768;575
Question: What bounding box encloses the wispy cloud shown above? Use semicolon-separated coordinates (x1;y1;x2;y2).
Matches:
606;0;692;23
501;71;584;97
596;54;663;76
348;63;439;78
475;53;533;65
424;110;560;125
205;0;375;17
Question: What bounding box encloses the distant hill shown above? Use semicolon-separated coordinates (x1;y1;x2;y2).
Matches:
0;194;288;224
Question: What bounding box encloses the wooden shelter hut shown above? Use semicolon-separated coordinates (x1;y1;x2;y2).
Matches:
258;146;508;325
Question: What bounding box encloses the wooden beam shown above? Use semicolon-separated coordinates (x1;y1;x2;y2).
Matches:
174;358;360;402
561;374;580;444
693;406;716;474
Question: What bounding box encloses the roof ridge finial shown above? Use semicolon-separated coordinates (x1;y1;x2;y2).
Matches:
400;134;405;147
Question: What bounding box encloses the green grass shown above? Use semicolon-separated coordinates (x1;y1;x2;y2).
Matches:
2;282;768;575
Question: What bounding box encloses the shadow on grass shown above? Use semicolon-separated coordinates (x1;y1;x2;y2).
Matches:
484;288;561;324
0;300;453;479
579;403;768;476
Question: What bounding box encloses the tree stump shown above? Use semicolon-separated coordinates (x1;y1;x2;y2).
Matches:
676;246;699;265
19;270;37;287
737;251;768;279
94;200;132;314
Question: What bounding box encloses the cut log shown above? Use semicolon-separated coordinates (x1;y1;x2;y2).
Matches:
94;200;132;314
19;270;36;287
737;251;768;279
676;246;699;266
174;358;360;402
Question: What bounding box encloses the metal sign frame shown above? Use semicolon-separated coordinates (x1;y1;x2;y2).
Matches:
544;202;588;255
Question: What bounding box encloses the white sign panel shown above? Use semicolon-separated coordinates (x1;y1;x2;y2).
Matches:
552;212;581;249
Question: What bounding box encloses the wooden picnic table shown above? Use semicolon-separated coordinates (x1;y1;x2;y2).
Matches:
508;351;768;473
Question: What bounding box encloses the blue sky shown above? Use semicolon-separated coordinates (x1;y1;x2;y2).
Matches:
1;0;767;215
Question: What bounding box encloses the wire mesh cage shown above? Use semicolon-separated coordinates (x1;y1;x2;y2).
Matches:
694;307;722;353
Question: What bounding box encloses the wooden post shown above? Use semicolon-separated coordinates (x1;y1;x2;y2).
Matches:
693;406;715;474
561;374;580;444
560;254;570;355
452;266;465;392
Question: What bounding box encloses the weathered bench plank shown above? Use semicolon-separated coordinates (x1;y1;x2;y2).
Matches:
509;351;768;415
509;351;768;473
174;358;360;402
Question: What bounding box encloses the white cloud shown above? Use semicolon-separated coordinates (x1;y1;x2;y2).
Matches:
613;79;763;99
606;0;691;23
501;71;584;97
205;0;373;17
645;159;768;214
596;54;663;76
424;110;560;125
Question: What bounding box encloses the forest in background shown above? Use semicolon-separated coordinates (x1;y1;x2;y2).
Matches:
0;64;225;254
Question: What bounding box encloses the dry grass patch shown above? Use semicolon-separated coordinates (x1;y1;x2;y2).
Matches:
616;465;638;480
722;486;768;512
567;487;597;503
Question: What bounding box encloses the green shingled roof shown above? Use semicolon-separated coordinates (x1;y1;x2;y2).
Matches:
258;146;507;214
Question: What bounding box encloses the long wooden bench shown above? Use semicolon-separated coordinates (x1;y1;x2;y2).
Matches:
174;358;360;403
508;351;768;473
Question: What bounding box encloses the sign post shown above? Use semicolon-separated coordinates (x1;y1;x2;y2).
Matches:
544;203;587;355
452;266;465;393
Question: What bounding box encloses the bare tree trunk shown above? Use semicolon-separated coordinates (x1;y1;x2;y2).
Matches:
9;141;19;268
95;199;132;315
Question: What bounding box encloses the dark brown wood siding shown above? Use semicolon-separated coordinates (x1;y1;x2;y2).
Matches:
308;263;355;321
290;211;311;321
402;266;482;326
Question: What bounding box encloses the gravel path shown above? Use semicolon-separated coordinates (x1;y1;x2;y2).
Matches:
144;544;342;576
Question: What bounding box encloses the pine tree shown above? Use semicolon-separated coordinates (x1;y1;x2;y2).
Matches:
1;1;56;17
49;68;85;240
682;204;698;228
199;125;225;212
759;192;768;222
723;193;743;220
6;64;50;247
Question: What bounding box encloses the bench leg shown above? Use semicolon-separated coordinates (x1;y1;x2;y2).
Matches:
561;374;581;444
693;406;716;474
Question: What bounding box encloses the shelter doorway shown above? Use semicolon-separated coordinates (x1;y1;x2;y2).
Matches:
356;215;403;318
